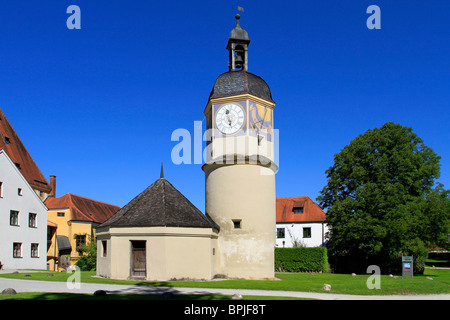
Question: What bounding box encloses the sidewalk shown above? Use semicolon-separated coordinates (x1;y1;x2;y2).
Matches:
1;275;449;300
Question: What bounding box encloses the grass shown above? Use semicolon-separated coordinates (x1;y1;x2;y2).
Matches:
0;292;309;300
1;268;449;297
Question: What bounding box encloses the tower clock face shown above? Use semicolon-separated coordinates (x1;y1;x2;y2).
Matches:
215;103;246;135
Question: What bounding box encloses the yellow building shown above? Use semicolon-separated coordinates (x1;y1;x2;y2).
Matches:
45;185;120;270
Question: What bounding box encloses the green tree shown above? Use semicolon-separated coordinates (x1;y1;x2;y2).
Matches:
317;122;446;273
75;235;97;271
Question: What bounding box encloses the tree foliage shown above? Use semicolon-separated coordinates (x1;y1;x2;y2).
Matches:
75;236;97;271
317;122;448;273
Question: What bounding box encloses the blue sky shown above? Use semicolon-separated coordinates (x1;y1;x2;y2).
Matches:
1;1;449;211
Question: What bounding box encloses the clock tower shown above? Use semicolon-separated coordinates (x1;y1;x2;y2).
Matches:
203;14;277;279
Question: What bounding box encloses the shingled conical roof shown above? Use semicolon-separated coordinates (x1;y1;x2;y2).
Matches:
98;178;218;229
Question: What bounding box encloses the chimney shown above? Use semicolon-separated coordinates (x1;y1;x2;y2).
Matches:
49;175;56;197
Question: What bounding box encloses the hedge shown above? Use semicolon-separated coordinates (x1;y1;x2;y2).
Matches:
275;247;328;273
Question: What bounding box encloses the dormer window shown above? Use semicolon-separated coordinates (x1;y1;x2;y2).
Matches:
293;207;304;214
4;136;10;145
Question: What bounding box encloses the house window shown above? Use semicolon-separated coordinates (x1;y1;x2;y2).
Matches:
0;181;3;197
4;136;10;145
13;243;22;258
29;213;37;228
293;207;304;214
233;219;241;229
10;210;19;226
277;228;285;239
57;212;65;217
102;240;107;257
18;188;23;196
76;235;86;255
31;243;39;258
303;227;311;238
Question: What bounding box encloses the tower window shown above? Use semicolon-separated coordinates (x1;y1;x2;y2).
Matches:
232;219;241;229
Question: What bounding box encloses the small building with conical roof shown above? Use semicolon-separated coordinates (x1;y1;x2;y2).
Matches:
96;177;219;280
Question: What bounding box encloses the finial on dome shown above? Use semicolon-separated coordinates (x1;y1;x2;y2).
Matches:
160;162;164;179
227;12;250;72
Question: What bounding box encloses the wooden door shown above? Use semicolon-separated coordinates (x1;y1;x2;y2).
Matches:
131;241;146;278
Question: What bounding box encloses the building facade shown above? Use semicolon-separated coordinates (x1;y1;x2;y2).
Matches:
276;196;329;248
96;177;219;281
45;182;120;270
0;150;48;270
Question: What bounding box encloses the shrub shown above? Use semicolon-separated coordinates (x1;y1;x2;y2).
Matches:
275;247;328;273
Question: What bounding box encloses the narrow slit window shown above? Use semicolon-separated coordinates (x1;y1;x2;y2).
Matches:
31;243;39;258
29;213;37;228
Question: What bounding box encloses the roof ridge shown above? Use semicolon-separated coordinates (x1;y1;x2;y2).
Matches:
277;196;309;199
66;192;120;207
161;179;166;222
100;180;159;226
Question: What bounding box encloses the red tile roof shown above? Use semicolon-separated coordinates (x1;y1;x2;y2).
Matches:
0;108;51;193
276;196;326;223
45;193;120;223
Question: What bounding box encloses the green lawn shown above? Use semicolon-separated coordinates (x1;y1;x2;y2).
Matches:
0;292;309;300
1;268;449;296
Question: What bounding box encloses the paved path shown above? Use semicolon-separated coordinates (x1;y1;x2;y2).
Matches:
1;271;449;300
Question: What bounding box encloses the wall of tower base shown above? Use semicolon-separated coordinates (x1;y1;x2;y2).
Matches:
205;163;276;280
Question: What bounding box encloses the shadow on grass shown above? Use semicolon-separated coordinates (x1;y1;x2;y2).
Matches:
1;292;233;300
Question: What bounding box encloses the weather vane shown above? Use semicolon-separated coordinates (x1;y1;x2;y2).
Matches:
237;1;244;13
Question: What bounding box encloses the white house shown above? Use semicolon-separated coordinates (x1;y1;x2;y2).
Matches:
276;196;329;248
0;150;48;270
